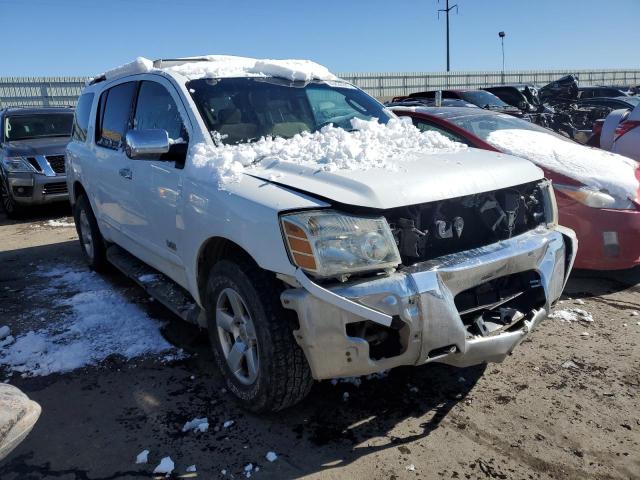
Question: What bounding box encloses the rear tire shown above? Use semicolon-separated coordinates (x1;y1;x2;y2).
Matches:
204;259;313;412
0;175;23;219
73;194;107;271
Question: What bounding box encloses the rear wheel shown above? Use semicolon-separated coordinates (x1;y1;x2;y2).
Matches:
0;175;23;219
205;259;313;412
73;194;107;271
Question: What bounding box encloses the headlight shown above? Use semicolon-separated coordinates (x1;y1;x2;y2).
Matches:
281;210;401;278
554;183;635;210
2;156;35;173
539;180;559;226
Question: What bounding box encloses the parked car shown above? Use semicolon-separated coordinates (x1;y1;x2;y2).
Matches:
598;102;640;161
578;86;631;99
67;56;576;412
392;106;640;270
483;84;542;112
391;89;524;117
578;96;640;112
0;106;74;217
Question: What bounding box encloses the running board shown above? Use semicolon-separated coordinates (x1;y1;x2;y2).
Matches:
106;245;204;327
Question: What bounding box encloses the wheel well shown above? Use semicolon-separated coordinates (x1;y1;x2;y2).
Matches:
72;181;87;203
197;237;257;304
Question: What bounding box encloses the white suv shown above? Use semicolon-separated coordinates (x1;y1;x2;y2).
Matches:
66;56;576;412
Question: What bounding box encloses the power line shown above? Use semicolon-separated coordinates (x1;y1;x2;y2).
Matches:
437;0;458;72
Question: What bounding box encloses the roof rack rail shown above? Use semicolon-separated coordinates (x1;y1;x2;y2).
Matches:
153;57;210;69
88;75;106;86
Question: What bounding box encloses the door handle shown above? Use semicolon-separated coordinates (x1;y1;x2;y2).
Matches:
119;168;132;180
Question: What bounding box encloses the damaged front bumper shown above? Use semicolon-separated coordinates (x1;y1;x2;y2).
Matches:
281;226;577;380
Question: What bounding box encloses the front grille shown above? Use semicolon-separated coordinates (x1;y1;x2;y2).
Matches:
27;157;43;172
42;182;68;195
46;155;66;175
385;181;547;265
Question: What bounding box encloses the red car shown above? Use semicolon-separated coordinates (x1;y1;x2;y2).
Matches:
392;106;640;270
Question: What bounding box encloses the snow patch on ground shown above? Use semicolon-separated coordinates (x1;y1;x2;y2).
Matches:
46;219;75;228
550;308;594;323
189;118;465;188
135;449;149;464
153;456;175;475
265;451;278;462
0;265;175;376
486;129;639;202
182;417;209;433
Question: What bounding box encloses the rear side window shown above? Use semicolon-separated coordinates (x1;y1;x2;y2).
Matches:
72;93;94;142
411;118;470;145
96;82;137;149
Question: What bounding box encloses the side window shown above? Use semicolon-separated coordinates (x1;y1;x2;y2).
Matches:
133;81;188;142
72;93;94;142
411;118;469;145
96;82;137;150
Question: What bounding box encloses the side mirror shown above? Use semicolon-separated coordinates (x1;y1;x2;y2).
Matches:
124;129;170;160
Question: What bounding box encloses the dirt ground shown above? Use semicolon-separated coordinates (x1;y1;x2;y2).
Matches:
0;206;638;480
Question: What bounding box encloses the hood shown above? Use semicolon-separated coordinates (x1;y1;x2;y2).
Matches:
2;137;69;157
249;149;543;209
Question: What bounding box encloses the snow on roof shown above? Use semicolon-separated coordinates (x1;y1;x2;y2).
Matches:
99;55;337;82
486;129;639;202
189;117;467;188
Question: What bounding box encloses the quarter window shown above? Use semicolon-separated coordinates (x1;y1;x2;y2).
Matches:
72;93;94;142
96;82;137;150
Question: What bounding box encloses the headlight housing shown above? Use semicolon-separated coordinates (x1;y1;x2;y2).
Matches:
554;183;635;210
1;156;36;173
281;210;401;278
539;180;559;226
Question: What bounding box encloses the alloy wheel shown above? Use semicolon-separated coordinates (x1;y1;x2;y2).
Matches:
216;287;259;385
78;209;94;260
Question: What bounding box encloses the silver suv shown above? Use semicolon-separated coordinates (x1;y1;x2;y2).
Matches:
0;107;74;217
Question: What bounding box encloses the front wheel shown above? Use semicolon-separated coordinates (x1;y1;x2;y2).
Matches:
205;259;313;412
73;194;107;271
0;175;23;219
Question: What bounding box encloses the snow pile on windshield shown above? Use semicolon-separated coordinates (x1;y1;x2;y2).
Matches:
487;129;639;201
0;265;175;377
97;55;337;82
189;117;467;187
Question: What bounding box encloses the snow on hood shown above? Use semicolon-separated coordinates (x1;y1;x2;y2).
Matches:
99;55;337;83
188;117;467;188
487;129;640;201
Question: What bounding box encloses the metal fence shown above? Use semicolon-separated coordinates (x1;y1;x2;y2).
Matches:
1;68;639;107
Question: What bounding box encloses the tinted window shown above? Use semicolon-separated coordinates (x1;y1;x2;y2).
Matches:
4;113;73;141
96;82;137;149
72;93;94;142
411;118;469;145
133;81;187;141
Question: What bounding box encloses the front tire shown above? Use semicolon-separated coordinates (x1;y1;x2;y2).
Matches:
73;194;107;271
0;175;23;219
205;259;313;412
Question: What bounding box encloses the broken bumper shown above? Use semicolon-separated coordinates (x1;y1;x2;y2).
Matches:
282;226;577;380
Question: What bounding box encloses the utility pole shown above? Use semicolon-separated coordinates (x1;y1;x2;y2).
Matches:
499;31;506;84
438;0;458;72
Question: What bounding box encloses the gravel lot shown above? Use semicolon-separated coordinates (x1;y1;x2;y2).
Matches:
0;207;639;480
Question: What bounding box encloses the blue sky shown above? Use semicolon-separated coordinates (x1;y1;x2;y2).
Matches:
1;0;638;76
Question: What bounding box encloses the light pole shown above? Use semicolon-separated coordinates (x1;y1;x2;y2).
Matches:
499;31;506;84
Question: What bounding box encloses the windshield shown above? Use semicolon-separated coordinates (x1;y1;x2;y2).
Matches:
186;77;392;145
4;113;73;141
445;112;571;143
460;91;511;108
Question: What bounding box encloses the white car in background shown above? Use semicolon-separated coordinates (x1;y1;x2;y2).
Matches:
600;104;640;161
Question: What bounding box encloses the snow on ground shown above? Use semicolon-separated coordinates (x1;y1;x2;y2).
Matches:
135;450;149;464
190;117;466;188
182;417;209;433
0;265;175;376
550;308;594;323
153;456;175;475
265;451;278;462
46;219;75;228
486;129;639;202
